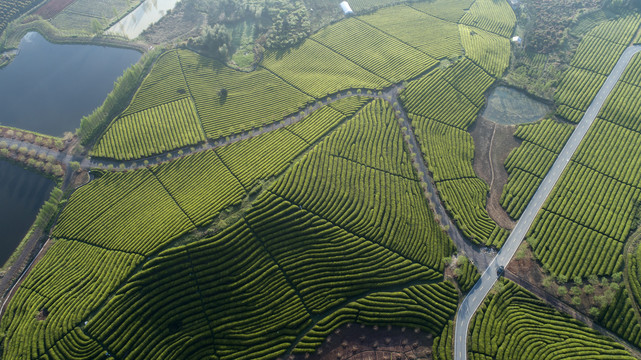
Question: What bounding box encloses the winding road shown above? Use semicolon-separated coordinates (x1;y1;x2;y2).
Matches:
454;45;641;360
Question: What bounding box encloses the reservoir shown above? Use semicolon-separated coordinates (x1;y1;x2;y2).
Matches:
0;161;54;267
0;32;141;136
482;86;550;125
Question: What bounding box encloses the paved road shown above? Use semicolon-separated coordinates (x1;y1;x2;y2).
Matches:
454;44;641;360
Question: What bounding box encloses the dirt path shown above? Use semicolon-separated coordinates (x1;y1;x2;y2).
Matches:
470;116;518;229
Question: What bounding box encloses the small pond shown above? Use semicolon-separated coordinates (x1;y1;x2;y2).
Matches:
108;0;183;39
0;161;54;267
0;32;141;136
482;86;551;125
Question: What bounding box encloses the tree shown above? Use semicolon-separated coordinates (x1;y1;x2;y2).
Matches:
219;88;228;103
196;24;231;60
571;296;581;306
557;286;567;296
69;161;81;172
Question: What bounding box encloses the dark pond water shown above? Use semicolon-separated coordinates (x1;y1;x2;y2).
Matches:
482;86;550;125
0;161;54;266
0;32;141;136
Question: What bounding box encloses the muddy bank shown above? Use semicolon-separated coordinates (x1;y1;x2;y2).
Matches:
470;116;519;229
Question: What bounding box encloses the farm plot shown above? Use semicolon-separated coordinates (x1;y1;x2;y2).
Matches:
0;99;373;360
598;287;641;347
52;168;195;255
120;50;190;117
293;282;458;353
78;99;454;360
261;39;390;98
402;59;493;129
151;150;246;226
358;5;463;60
528;108;641;276
469;281;635;360
459;24;511;77
555;14;641;123
0;240;143;360
178;50;314;139
501;119;574;219
311;17;438;83
0;0;40;35
459;0;516;38
50;0;140;32
409;0;475;23
401;60;508;247
91;97;206;160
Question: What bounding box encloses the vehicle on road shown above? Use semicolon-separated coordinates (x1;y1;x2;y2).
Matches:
497;265;505;278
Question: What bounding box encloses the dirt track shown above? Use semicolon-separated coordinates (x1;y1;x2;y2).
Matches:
470;116;518;229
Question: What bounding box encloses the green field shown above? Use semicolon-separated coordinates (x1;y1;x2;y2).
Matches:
555;13;641;123
501;119;574;219
470;281;635;360
50;0;142;33
92;0;490;161
402;58;509;247
1;99;461;359
14;0;641;359
499;18;641;350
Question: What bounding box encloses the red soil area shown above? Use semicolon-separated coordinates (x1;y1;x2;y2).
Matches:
34;0;76;19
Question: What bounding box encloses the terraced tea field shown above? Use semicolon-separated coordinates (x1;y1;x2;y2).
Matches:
12;0;641;360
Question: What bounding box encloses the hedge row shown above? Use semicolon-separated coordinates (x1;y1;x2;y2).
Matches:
459;0;516;38
91;97;206;160
294;282;458;353
311;17;438;83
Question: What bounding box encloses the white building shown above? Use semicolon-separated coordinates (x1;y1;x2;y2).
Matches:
511;36;523;46
340;1;354;15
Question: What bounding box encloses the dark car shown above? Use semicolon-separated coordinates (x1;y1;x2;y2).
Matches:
497;265;505;277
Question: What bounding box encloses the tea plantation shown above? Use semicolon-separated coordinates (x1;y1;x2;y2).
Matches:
5;0;641;359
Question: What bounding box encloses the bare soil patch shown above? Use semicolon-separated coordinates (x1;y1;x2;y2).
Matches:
470;116;519;229
142;5;206;46
34;0;76;19
290;324;434;360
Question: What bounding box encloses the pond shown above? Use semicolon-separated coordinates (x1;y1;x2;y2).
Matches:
0;161;54;267
481;86;551;125
0;32;141;137
107;0;183;39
